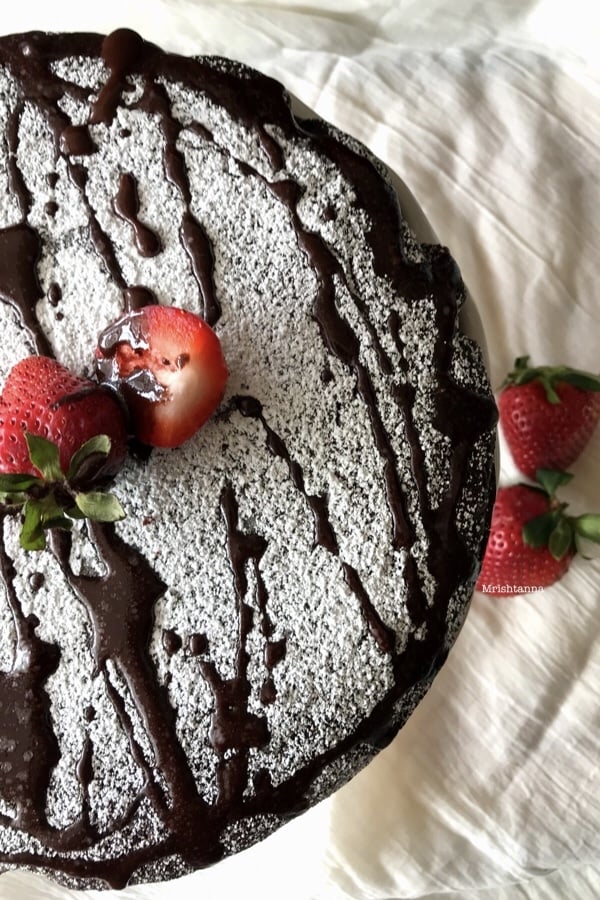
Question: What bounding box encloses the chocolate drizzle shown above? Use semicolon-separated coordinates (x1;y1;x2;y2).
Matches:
0;224;51;356
0;28;497;888
113;172;162;258
0;531;60;833
234;395;338;554
134;79;221;325
7;103;31;219
199;485;270;806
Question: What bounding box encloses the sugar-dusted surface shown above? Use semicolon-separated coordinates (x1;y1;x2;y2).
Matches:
0;36;496;888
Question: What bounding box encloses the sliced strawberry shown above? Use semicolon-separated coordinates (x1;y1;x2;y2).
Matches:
95;305;228;448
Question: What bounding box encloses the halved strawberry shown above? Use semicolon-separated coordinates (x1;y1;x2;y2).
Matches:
95;306;228;448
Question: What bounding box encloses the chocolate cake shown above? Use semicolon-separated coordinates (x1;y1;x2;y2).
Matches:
0;29;497;889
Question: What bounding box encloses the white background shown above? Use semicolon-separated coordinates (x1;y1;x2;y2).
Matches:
1;2;599;898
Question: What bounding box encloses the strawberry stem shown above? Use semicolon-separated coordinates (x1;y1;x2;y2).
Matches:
503;356;600;402
521;469;600;562
0;432;127;551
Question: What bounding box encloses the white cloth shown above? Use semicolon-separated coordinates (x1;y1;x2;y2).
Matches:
1;2;599;898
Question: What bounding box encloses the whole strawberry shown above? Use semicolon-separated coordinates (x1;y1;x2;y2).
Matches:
476;470;600;596
0;356;127;480
499;356;600;478
0;356;128;550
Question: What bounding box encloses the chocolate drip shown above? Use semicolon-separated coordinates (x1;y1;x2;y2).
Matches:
59;124;97;156
76;735;95;836
232;165;414;550
123;285;158;311
6;103;31;219
343;564;395;654
162;628;182;657
28;571;45;592
200;484;270;806
180;212;220;325
232;395;399;650
0;224;51;355
113;172;162;258
234;395;338;554
50;524;224;879
0;531;60;832
48;283;62;307
264;639;286;670
188;632;208;656
90;29;144;126
67;162;126;290
136;80;221;325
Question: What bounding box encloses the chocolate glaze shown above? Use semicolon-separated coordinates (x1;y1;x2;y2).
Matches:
0;29;497;888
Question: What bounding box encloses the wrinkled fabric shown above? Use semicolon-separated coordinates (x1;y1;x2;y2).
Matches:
1;1;598;898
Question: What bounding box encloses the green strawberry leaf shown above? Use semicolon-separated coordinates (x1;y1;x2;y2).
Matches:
20;500;46;551
572;514;600;544
75;491;125;523
559;372;600;392
504;358;600;399
25;433;64;482
535;469;573;498
522;511;558;548
0;474;42;493
67;434;111;482
548;517;574;561
36;493;73;530
41;513;74;532
65;505;87;520
538;375;561;405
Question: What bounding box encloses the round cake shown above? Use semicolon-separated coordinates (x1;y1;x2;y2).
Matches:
0;30;497;889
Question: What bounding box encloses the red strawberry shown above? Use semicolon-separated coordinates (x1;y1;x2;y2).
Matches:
95;305;228;448
476;470;600;596
0;356;128;550
499;356;600;478
0;356;127;480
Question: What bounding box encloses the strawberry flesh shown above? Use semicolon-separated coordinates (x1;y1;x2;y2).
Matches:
95;306;228;448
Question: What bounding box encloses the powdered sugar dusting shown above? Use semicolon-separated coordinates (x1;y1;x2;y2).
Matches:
0;37;496;887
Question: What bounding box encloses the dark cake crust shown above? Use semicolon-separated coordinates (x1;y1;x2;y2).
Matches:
0;29;497;889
